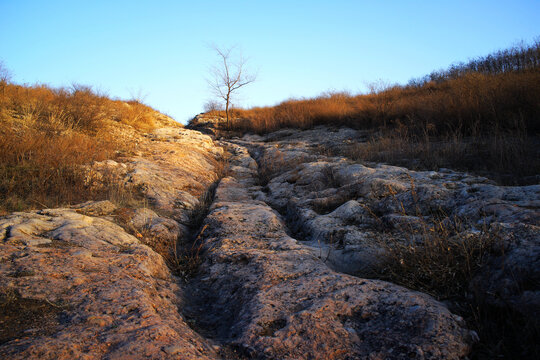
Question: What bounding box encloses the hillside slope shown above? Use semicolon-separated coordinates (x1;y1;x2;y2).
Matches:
0;78;538;358
2;116;538;358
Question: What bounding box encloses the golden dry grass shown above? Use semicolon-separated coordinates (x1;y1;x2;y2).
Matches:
221;42;540;136
229;70;540;136
0;82;158;213
207;42;540;184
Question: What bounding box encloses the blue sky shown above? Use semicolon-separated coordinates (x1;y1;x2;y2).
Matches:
1;0;539;124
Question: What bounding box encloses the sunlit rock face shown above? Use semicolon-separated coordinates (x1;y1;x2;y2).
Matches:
0;124;224;359
0;206;217;360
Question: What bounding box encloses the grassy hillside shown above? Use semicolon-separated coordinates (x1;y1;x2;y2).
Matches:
207;41;540;184
0;81;162;213
228;41;540;134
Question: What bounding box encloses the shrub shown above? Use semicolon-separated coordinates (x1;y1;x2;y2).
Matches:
363;181;536;359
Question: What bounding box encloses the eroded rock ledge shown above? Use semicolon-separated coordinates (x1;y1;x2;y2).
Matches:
0;126;223;359
184;142;475;359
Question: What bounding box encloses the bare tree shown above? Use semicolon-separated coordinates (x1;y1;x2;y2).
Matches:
208;46;256;129
0;61;10;83
0;61;11;95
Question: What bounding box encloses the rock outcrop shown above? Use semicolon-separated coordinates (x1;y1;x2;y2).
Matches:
0;206;217;359
0;125;224;359
2;122;538;359
233;126;540;332
185;142;475;359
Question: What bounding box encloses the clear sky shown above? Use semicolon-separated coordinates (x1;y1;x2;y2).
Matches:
1;0;539;124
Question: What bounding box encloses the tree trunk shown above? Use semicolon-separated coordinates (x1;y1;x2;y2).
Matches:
225;98;230;130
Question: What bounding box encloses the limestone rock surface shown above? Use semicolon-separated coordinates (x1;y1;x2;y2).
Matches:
234;126;540;328
0;208;216;360
185;142;475;360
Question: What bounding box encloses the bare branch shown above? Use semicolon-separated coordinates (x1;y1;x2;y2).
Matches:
0;61;12;84
206;46;256;129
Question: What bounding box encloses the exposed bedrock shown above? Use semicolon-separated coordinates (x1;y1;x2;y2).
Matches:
185;142;475;360
235;127;540;323
0;126;224;359
0;206;217;360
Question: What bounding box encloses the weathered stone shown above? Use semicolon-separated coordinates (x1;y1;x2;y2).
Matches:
185;142;474;360
0;123;224;360
0;209;216;359
234;125;540;338
72;200;117;216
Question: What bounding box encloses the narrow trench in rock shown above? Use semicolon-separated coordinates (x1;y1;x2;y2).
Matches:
244;145;336;262
242;144;298;229
171;179;222;280
178;140;481;360
179;144;264;359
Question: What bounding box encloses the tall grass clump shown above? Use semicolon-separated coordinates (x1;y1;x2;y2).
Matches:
376;217;539;359
0;81;158;213
363;181;538;359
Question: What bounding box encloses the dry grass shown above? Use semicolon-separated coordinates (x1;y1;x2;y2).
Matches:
226;41;540;136
376;217;502;300
0;82;158;213
363;182;538;359
226;68;540;137
376;217;540;359
336;121;540;185
374;217;539;359
203;42;540;183
364;182;502;300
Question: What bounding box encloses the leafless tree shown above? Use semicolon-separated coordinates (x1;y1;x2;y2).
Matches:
0;61;11;95
208;46;256;129
0;61;10;83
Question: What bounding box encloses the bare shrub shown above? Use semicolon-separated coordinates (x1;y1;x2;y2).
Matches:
375;218;502;299
361;179;538;359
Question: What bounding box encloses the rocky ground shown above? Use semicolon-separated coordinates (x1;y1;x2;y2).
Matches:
1;120;538;359
0;124;223;359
